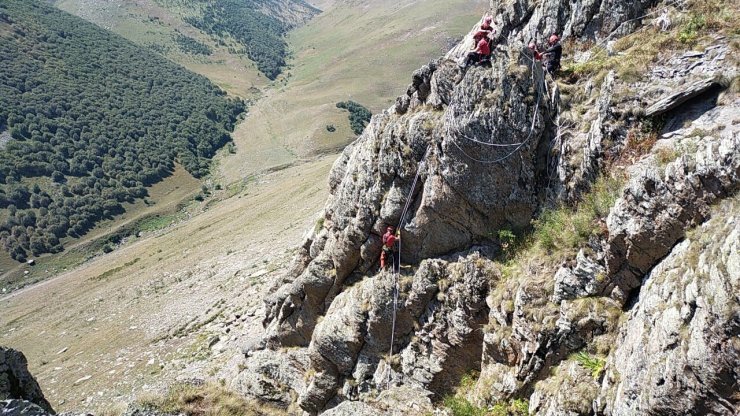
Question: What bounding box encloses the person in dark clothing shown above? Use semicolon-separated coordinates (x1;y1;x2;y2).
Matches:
528;34;562;75
541;34;562;74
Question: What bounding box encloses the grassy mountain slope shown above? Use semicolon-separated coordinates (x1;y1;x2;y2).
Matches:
0;156;334;413
53;0;261;98
0;0;244;263
219;0;489;183
54;0;318;96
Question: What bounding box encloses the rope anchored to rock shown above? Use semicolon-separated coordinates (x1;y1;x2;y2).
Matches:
387;144;431;389
451;55;544;165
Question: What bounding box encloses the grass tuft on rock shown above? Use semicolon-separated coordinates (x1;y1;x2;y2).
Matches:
137;382;284;416
532;174;624;255
572;351;606;380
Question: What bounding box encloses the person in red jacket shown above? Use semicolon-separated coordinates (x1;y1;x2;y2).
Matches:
380;226;400;271
461;34;492;68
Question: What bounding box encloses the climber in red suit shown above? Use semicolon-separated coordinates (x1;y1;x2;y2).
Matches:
380;226;400;272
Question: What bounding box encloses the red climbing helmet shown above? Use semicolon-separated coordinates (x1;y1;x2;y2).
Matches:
528;42;537;50
386;226;394;232
483;15;493;25
549;34;560;44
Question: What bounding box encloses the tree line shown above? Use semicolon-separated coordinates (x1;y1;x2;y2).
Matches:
336;101;372;135
173;33;212;56
184;0;292;79
0;0;246;262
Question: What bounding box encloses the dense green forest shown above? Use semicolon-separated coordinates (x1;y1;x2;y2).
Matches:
0;0;245;262
173;33;212;56
183;0;315;79
336;101;372;135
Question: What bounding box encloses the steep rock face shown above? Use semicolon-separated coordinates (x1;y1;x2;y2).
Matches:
598;196;740;415
298;251;493;412
480;268;621;401
604;124;739;304
260;0;665;358
493;0;658;43
477;121;739;410
263;48;551;351
235;0;739;414
0;347;54;414
553;70;620;202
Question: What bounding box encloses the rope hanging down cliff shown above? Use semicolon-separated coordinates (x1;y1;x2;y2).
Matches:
387;145;431;388
451;54;544;165
385;52;544;386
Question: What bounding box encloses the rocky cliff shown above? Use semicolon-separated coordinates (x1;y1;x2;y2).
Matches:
231;0;739;414
1;347;55;415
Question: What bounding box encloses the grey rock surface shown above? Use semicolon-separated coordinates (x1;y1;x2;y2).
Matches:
322;385;434;416
598;196;740;415
529;360;600;416
231;348;309;409
0;348;54;414
604;131;739;303
0;400;52;416
298;251;491;412
120;404;182;416
645;77;721;117
553;249;608;303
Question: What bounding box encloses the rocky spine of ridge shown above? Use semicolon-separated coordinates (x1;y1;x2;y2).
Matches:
230;0;739;414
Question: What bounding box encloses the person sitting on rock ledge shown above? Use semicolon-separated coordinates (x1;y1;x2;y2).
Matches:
460;31;492;69
529;34;562;75
380;226;400;272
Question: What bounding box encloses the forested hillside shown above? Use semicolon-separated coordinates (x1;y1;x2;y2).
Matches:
0;0;245;262
183;0;319;79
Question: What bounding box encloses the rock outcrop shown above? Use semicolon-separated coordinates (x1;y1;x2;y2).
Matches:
0;399;53;416
232;0;739;414
599;195;739;415
0;347;54;414
604;131;739;304
262;47;551;354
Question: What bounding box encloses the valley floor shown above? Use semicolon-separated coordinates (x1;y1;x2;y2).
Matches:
0;156;334;413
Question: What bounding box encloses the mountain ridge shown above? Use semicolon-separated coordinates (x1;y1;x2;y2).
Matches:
228;0;739;414
1;0;737;415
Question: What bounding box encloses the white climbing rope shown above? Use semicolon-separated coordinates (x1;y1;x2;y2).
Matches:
385;56;543;386
451;56;544;165
387;144;431;389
